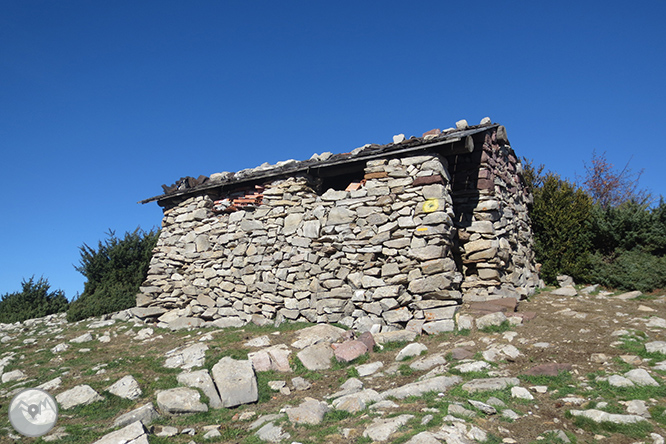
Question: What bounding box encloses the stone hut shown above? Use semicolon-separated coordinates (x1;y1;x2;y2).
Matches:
136;119;539;332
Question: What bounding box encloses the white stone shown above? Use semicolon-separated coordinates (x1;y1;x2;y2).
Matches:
155;387;208;414
395;343;428;361
107;375;143;400
511;386;534;400
56;385;104;410
211;357;258;408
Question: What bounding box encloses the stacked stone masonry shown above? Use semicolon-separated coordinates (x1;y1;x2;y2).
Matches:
137;123;539;332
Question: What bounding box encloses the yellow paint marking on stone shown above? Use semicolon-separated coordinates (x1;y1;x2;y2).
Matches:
416;227;429;232
423;199;439;213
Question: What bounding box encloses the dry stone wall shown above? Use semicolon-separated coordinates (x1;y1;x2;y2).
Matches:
136;124;539;332
137;154;465;332
447;129;539;301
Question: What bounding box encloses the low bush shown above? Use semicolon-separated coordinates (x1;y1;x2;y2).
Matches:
0;277;68;323
67;228;159;322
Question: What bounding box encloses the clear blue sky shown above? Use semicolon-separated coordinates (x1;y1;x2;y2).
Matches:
2;1;665;300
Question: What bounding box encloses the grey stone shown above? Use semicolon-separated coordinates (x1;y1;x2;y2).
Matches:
92;421;148;444
422;320;455;335
255;422;290;443
468;399;497;415
404;431;441;444
156;387;208;414
107;375;142;400
1;369;26;383
211;357;258;408
56;384;104;410
168;317;205;330
646;341;666;354
297;343;334;370
616;290;642;300
511;386;534;400
395;343;428;361
363;414;414;442
70;332;94;343
448;403;476;418
374;330;418;344
178;370;223;408
551;286;578;297
164;343;208;369
475;312;507;330
625;368;659;386
569;409;647;424
356;361;384;376
113;403;160;428
409;353;447;371
380;375;462;400
285;397;330;424
455;361;490;373
462;377;520;393
291;324;346;349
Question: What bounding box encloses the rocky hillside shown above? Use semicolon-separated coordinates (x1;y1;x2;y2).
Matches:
1;287;666;444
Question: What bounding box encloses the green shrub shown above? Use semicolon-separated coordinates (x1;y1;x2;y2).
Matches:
67;228;159;322
587;199;666;291
0;277;68;323
590;249;666;292
529;170;593;284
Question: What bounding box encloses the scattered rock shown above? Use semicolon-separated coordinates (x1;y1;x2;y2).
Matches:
156;387;208;414
92;421;148;444
107;375;142;400
211;357;258;408
113;403;160;428
364;414;414;442
56;384;104;410
177;369;223;409
285;397;330;424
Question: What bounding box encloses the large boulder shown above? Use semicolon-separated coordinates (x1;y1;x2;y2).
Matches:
211;357;258;408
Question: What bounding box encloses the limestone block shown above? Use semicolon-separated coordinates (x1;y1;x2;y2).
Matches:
211;357;258;408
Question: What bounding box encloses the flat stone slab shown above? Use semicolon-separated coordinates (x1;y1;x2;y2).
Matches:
395;343;428;361
249;344;292;372
255;422;290;443
551;286;578;297
211;357;258;408
334;340;368;362
475;312;507;330
380;375;462;400
285;397;330;424
297;343;334;370
164;343;208;369
156;387;208;414
177;369;223;408
363;414;414;442
646;341;666;354
625;368;659;386
291;324;346;349
92;421;148;444
569;409;647;424
616;291;643;300
113;403;160;428
56;384;104;410
462;377;520;393
373;330;418;344
107;375;142;400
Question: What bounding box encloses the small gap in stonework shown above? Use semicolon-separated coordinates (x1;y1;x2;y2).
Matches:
212;184;266;214
318;168;365;193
